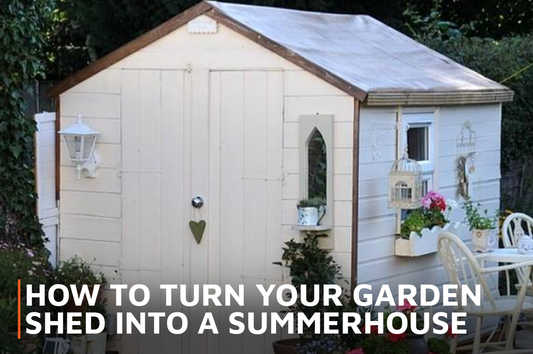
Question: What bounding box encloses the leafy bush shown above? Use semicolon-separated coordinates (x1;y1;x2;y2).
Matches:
276;234;345;338
404;1;533;213
0;0;55;249
0;242;51;298
55;256;106;286
427;337;450;354
0;243;51;354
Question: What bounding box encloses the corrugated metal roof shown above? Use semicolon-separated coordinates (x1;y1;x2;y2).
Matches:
209;1;513;105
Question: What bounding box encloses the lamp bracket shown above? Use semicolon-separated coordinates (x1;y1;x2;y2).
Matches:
76;151;100;180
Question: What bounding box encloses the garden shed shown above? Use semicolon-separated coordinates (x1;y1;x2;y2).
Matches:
48;1;513;353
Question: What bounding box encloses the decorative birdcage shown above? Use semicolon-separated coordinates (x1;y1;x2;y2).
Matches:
388;150;423;209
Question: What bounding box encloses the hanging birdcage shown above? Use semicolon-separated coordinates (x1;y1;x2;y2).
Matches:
388;150;423;209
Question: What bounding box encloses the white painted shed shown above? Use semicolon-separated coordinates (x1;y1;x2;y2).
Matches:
49;1;512;353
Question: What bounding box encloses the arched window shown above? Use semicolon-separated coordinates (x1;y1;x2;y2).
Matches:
307;129;327;200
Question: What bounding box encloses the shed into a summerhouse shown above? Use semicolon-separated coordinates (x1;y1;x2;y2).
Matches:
49;1;512;353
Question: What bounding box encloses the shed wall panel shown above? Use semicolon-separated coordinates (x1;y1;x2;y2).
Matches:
357;104;502;295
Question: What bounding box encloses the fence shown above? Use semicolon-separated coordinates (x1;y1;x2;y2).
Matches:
35;112;58;266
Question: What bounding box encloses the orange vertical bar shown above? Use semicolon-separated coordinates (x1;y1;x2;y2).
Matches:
18;279;21;339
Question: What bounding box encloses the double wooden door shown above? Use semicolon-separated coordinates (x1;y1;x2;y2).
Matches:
120;69;284;354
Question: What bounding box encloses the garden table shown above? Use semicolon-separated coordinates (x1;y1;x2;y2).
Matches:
474;249;533;351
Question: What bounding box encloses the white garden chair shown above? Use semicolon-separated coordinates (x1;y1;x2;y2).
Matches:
502;213;533;293
437;232;533;353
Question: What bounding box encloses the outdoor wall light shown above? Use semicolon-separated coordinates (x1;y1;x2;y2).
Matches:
59;115;100;180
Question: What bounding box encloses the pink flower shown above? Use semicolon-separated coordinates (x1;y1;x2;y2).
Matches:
347;349;364;354
396;299;417;312
422;191;447;211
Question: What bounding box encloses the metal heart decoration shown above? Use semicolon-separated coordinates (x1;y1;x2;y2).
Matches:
189;220;206;244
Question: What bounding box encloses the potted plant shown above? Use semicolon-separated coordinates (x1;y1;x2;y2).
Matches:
297;198;326;226
86;298;108;354
463;198;498;252
54;256;106;313
0;242;51;352
396;191;459;257
272;234;345;354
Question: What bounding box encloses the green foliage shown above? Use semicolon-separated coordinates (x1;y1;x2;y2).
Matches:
462;199;498;230
400;208;448;239
0;242;51;298
427;337;450;354
337;303;377;351
298;198;326;208
276;234;345;338
404;1;533;213
308;130;327;200
0;0;55;248
360;334;409;354
0;243;50;354
55;256;106;286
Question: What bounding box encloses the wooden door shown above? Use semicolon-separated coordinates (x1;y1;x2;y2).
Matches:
208;71;285;354
120;69;284;354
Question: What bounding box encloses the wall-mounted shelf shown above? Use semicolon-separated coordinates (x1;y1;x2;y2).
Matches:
292;224;333;249
292;224;332;234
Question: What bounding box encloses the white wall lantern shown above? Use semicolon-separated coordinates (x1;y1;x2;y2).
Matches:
59;115;100;180
388;150;423;209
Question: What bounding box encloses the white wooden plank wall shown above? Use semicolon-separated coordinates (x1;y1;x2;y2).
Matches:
59;69;122;283
357;104;502;293
281;71;355;281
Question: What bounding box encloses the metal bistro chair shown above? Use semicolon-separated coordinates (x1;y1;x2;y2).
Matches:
502;213;533;293
437;232;533;353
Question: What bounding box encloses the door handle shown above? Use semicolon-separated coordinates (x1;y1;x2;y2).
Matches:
191;196;204;208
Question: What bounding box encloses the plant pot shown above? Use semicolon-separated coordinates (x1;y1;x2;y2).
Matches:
395;222;460;257
405;333;429;354
272;338;306;354
71;335;87;354
86;332;107;354
298;207;325;226
471;229;494;252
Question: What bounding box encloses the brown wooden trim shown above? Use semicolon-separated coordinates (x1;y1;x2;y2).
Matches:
350;99;361;293
47;1;212;97
206;9;368;101
366;89;514;106
55;98;60;201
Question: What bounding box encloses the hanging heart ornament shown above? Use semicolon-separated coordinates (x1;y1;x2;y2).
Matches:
189;220;206;244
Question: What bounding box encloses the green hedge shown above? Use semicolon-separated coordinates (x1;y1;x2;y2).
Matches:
0;1;54;248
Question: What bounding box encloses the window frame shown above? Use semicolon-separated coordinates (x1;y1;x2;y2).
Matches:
299;114;334;227
401;113;435;174
398;112;436;224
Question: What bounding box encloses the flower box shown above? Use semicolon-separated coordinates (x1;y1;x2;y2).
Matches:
395;222;461;257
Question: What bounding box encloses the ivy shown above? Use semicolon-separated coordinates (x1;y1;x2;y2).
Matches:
0;0;55;248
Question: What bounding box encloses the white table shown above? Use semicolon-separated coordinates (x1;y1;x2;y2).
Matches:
474;248;533;350
475;248;533;263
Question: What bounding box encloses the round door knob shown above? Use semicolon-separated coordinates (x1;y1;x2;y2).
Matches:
192;196;204;208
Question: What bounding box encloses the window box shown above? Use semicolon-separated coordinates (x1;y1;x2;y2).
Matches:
395;221;461;257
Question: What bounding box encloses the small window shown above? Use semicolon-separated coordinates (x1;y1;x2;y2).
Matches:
399;112;435;222
308;129;327;200
407;125;429;162
402;113;434;173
